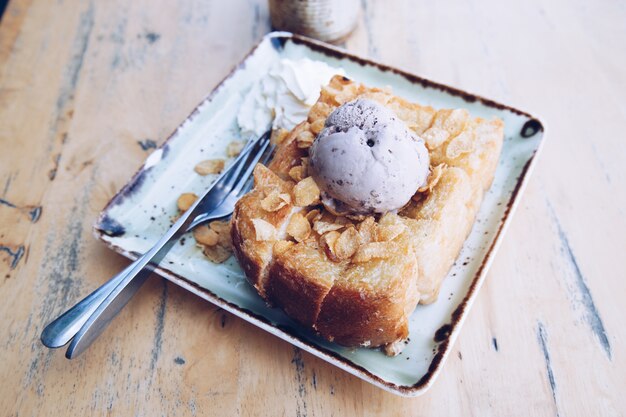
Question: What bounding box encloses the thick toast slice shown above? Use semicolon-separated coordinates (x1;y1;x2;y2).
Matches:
231;76;503;353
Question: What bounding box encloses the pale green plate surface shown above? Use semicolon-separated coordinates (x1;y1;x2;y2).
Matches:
95;32;544;397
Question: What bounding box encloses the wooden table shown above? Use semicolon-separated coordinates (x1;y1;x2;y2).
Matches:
1;0;624;415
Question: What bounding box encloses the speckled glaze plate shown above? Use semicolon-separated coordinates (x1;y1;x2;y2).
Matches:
94;32;544;397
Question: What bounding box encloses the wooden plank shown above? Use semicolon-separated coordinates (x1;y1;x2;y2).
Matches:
0;0;624;415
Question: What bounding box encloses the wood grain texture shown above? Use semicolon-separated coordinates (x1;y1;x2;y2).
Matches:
0;0;624;415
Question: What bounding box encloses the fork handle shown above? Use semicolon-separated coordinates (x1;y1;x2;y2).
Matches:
65;261;154;358
40;131;270;357
42;198;191;356
40;260;157;349
61;226;182;358
57;137;266;357
40;210;226;349
40;262;135;348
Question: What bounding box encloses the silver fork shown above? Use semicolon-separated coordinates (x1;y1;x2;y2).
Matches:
41;131;274;358
185;140;275;228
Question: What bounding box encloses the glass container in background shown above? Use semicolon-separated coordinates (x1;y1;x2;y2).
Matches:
269;0;361;44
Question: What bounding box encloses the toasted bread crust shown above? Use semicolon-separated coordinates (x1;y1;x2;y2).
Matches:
266;262;328;327
230;76;504;353
315;247;418;346
266;243;336;327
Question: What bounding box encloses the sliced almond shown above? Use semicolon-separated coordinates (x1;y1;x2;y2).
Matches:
334;227;360;260
345;213;368;222
421;127;450;150
271;128;289;145
320;231;341;262
334;90;355;105
226;140;245;157
202;244;231;263
446;131;474;159
273;240;295;255
177;193;198;211
352;242;393;263
308;102;333;122
375;223;406;242
293;177;321;207
286;212;311;242
313;220;345;235
310;119;325;135
193;225;219;246
288;166;305;182
320;85;341;105
305;209;322;224
251;218;277;241
209;219;230;236
194;159;225;175
210;220;232;248
418;163;446;193
356;216;376;244
443;109;470;135
296;130;315;149
260;190;291;212
375;213;406;242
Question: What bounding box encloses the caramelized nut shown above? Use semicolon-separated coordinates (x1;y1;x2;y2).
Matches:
305;209;322;223
313;220;345;235
374;213;406;242
273;240;295;255
260;190;291;212
356;216;376;244
352;242;393;263
226;140;245;157
210;220;232;248
209;219;230;235
271;128;289;145
446;131;474;159
443;109;469;135
293;177;321;207
375;223;406;242
418;163;446;193
194;159;225;175
296;131;315;149
177;193;198;211
202;244;231;263
422;127;450;150
310;119;325;135
286;212;311;242
320;231;341;261
334;227;359;259
193;225;219;246
288;166;305;182
308;102;333;122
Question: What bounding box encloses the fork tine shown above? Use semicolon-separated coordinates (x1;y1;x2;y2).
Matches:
238;144;276;197
213;134;258;190
230;140;271;197
220;131;271;191
260;143;276;165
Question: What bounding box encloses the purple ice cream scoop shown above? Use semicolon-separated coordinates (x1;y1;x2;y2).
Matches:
308;98;429;215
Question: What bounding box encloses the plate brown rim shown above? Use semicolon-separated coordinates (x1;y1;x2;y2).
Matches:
93;32;545;396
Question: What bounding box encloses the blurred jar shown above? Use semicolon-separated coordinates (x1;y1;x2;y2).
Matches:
269;0;361;44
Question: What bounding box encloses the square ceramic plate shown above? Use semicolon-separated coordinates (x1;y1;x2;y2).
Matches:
94;32;544;397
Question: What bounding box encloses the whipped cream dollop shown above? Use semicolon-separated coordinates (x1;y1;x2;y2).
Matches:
238;58;344;136
309;99;430;215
